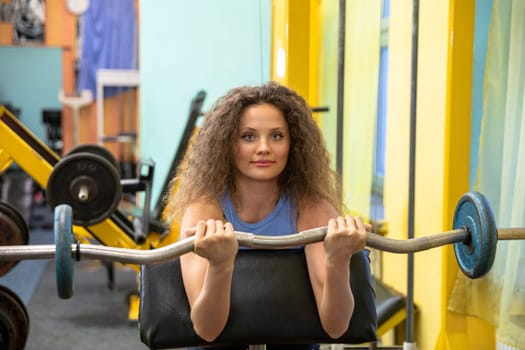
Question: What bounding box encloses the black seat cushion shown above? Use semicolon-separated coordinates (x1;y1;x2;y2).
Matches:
139;249;377;349
373;278;406;326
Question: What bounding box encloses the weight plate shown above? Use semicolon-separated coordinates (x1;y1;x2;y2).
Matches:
55;204;74;299
0;285;29;350
68;144;120;174
0;203;29;276
47;152;122;226
0;202;29;245
453;191;497;279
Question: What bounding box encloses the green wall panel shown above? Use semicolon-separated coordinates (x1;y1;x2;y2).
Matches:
140;0;271;211
0;46;62;142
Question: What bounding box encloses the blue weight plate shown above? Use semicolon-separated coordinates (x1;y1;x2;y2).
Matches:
453;191;497;278
54;204;74;299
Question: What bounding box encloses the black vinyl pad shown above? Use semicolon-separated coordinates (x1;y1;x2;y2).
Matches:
373;278;406;326
139;249;377;349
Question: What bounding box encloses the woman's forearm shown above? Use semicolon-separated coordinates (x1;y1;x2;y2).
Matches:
190;262;235;342
318;260;354;339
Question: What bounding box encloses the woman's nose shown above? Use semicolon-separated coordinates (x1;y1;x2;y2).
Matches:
256;138;270;154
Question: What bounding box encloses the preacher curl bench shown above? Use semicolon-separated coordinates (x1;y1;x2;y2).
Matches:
140;249;378;349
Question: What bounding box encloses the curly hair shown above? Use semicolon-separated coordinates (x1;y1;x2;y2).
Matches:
163;81;342;222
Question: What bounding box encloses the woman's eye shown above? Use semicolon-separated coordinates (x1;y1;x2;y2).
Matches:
271;133;284;140
241;134;255;141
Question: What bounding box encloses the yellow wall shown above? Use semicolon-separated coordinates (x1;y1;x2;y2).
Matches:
317;0;339;163
383;1;447;346
342;0;380;220
385;1;495;349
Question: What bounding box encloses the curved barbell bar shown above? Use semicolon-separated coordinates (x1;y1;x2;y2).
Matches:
0;220;523;265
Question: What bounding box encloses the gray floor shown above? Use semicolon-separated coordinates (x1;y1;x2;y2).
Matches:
24;259;148;350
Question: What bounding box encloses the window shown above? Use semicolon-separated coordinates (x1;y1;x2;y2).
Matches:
371;0;389;221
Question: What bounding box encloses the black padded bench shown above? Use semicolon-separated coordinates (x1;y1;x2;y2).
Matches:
139;249;377;349
373;278;407;339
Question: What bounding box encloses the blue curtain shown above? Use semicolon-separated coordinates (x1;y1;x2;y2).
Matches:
77;0;137;97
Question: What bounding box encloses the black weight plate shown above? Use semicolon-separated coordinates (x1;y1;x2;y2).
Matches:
0;202;29;245
0;204;28;276
47;152;122;226
67;144;120;174
0;285;29;350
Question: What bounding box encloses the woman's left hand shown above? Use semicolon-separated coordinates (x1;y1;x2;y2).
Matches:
323;215;368;268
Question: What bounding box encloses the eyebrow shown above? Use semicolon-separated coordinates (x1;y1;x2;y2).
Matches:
239;126;287;132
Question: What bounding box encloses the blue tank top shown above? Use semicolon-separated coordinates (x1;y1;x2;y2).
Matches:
219;191;297;236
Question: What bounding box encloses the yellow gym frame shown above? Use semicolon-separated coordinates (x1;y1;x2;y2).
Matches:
0;105;177;320
376;309;407;340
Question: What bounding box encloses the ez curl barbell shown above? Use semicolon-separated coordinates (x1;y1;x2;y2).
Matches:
0;191;524;299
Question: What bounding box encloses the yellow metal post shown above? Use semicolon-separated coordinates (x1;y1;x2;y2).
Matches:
271;0;320;108
437;0;496;348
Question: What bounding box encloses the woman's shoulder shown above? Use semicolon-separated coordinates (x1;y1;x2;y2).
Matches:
297;197;339;231
178;196;224;238
186;196;223;216
179;196;224;232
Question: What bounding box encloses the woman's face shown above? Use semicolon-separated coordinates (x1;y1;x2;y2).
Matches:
233;103;290;184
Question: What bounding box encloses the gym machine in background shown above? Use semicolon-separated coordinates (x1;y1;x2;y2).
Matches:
0;88;207;308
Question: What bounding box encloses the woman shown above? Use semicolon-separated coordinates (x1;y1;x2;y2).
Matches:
164;82;369;349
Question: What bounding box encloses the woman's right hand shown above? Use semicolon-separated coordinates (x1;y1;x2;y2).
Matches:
323;215;367;268
191;219;238;266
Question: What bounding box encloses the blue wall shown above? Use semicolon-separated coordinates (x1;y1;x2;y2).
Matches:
0;46;62;141
140;0;271;208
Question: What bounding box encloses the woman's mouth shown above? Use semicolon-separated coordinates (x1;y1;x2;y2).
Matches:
252;160;275;167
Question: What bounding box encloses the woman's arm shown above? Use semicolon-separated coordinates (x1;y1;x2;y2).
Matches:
299;200;367;339
179;200;238;342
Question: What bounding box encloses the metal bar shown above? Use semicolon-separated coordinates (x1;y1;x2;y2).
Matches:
248;345;266;350
406;0;420;344
336;0;346;176
0;227;483;264
2;226;524;264
496;228;525;239
0;245;56;260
